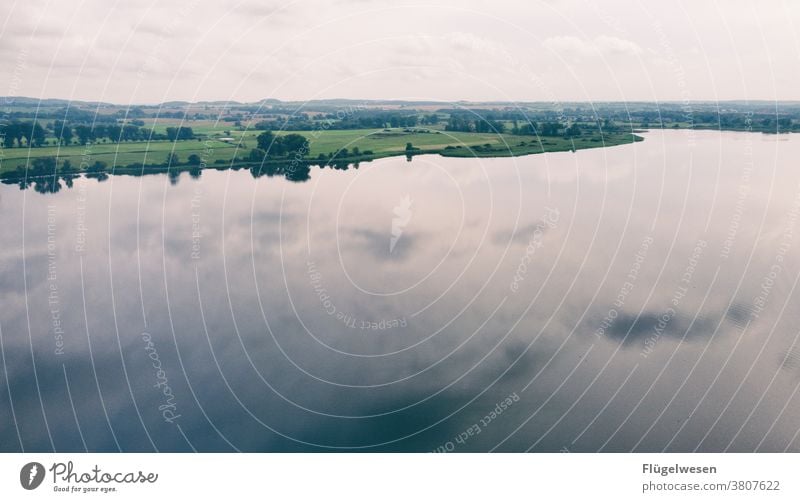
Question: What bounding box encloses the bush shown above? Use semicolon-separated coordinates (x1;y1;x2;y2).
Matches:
248;149;267;162
86;161;107;172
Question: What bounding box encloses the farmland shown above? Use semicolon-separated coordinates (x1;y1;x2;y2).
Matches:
5;97;798;178
0;125;641;176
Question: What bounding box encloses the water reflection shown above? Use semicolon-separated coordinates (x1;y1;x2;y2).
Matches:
1;130;800;452
0;160;323;194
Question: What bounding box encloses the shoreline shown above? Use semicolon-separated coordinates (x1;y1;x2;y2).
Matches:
0;132;643;180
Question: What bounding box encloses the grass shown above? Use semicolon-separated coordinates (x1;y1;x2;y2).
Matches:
0;138;242;171
0;127;643;175
288;128;508;157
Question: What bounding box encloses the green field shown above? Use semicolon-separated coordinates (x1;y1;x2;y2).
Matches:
0;127;642;175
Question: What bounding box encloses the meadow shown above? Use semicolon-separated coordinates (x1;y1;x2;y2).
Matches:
0;125;642;175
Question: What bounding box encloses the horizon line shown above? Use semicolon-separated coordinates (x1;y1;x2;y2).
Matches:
2;96;799;108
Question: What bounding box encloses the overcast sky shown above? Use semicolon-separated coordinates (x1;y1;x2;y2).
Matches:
1;0;798;104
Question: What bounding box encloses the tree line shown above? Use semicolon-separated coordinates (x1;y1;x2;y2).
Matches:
249;130;310;161
444;115;583;137
252;111;438;132
0;120;194;147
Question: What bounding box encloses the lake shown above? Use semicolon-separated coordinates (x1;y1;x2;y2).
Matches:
2;129;799;452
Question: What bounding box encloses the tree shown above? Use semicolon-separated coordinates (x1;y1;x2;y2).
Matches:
60;159;78;187
565;123;581;138
31;156;57;174
166;126;194;141
93;125;107;142
256;131;275;151
540;122;561;136
516;122;537;135
53;120;73;146
106;124;122;142
85;160;109;181
2;122;17;147
179;127;194;140
11;122;24;146
31;122;47;147
19;122;32;146
60;159;76;174
351;146;360;156
405;142;414;152
248;149;267;162
445;115;473;132
62;124;73;145
122;125;140;141
165;153;179;165
86;160;107;172
187;154;201;165
280;133;309;156
75;125;94;145
256;131;308;158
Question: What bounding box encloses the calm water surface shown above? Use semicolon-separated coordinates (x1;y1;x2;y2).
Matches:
2;129;800;452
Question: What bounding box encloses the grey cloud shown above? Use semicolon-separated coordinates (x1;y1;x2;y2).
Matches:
0;0;796;102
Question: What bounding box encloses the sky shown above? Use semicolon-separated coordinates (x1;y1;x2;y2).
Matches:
1;0;798;104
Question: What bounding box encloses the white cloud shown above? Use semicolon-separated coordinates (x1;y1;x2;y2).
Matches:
542;35;643;58
595;35;643;56
542;36;595;56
